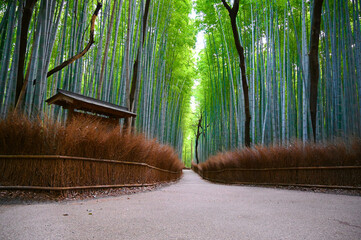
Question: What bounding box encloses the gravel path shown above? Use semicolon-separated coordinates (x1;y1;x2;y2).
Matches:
1;170;361;240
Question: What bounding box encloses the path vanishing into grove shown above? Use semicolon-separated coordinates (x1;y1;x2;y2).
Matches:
1;170;361;240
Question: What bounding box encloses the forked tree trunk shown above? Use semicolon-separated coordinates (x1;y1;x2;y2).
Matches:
221;0;251;147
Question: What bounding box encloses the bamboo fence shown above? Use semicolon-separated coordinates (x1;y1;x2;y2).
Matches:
191;162;361;190
0;155;182;191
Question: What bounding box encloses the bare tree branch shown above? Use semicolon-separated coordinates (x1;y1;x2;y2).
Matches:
46;2;102;78
221;0;232;13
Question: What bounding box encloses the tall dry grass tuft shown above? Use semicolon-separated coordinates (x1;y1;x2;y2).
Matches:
197;141;361;187
199;141;361;171
0;114;184;172
0;113;183;188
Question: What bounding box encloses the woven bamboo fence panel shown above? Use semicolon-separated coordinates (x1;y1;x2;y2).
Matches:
191;162;361;189
0;155;182;190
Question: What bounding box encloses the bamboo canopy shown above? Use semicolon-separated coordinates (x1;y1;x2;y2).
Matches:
46;89;136;121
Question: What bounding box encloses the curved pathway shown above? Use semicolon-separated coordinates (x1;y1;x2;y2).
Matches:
1;170;361;239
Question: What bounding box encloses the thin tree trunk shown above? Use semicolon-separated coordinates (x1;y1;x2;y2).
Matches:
124;0;132;115
309;0;324;142
129;0;151;112
124;0;151;129
221;0;251;147
15;0;37;107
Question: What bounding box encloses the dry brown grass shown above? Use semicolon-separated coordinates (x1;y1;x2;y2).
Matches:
196;141;361;187
199;141;361;170
0;113;183;188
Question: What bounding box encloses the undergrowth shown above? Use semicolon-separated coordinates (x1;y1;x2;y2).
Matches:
0;113;184;172
193;141;361;187
198;141;361;171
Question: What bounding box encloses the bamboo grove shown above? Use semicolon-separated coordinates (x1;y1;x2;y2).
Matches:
0;0;196;158
194;0;361;162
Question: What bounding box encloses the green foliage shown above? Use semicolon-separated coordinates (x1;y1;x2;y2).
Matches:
192;0;361;163
1;0;359;167
0;0;198;166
